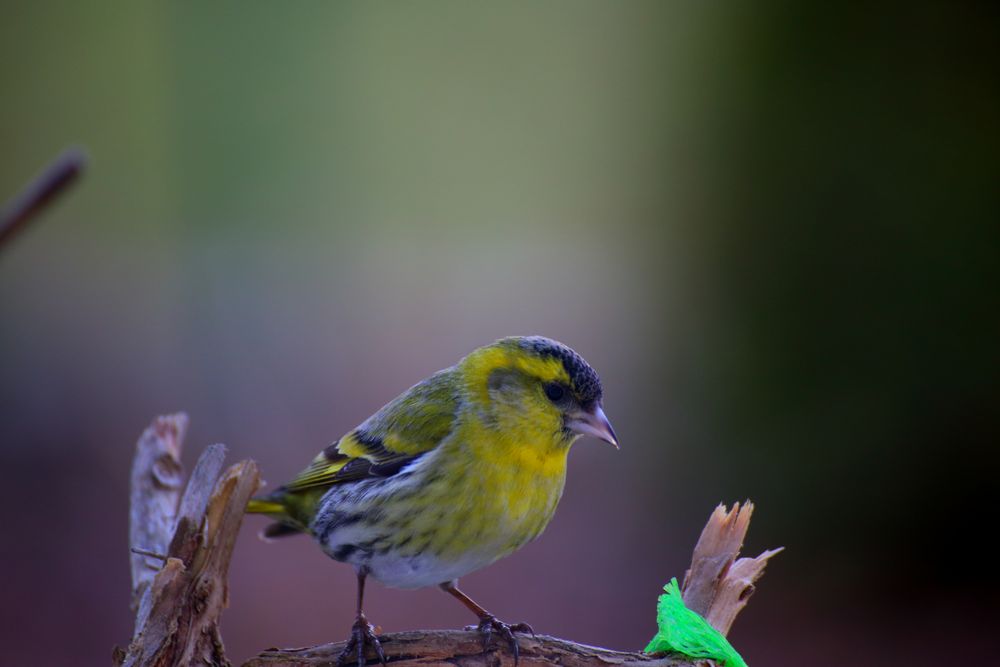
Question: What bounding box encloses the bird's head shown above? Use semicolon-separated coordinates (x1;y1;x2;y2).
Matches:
459;335;618;449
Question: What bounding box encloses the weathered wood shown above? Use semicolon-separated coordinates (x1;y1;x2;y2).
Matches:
167;443;227;564
120;415;779;667
119;431;261;667
243;502;780;667
681;501;782;635
128;413;187;614
243;630;694;667
706;546;783;637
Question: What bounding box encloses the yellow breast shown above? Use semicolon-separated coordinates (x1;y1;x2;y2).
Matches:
414;416;571;561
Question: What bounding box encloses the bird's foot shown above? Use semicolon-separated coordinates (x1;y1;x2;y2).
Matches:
336;613;387;667
466;615;534;665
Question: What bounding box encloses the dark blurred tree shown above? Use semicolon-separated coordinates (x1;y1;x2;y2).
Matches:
688;2;999;596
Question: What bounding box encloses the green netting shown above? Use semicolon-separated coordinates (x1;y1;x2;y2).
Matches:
643;578;747;667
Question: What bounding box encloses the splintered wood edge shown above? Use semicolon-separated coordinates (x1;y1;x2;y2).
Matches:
681;501;783;636
175;458;261;666
128;413;188;613
704;547;784;636
121;447;261;667
243;630;696;667
681;501;753;617
194;460;262;592
168;443;228;563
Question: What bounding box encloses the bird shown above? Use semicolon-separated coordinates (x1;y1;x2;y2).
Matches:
246;335;618;666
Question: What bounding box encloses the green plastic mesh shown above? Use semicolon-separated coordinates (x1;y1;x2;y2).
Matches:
643;578;747;667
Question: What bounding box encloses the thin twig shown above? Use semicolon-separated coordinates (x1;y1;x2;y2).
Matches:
130;547;168;562
0;146;87;252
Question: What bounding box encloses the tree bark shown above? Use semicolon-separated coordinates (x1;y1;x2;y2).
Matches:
116;418;261;667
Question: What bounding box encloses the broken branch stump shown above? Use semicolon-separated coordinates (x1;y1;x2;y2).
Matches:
116;416;261;667
682;502;784;636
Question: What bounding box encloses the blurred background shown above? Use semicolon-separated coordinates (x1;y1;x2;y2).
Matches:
2;2;998;665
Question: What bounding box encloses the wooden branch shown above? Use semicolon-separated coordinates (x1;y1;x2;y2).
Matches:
245;631;691;667
681;501;783;635
168;443;227;564
243;502;780;667
0;147;86;251
708;547;783;637
117;416;261;667
119;415;780;667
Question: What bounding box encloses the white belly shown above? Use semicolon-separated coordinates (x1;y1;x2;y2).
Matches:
313;506;506;588
308;447;560;589
362;548;501;589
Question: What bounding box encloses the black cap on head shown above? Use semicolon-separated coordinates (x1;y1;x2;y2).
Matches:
517;336;603;406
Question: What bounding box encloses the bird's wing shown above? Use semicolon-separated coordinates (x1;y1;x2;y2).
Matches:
283;368;460;492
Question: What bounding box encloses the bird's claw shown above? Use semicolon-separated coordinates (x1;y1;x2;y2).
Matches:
467;615;533;665
336;614;387;667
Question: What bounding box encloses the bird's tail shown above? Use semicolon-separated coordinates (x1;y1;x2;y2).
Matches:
245;490;305;539
245;498;286;514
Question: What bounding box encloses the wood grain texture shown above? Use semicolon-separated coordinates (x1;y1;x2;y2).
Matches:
243;630;695;667
128;413;187;614
118;420;261;667
681;501;783;635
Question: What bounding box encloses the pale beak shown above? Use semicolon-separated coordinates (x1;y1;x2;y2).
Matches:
566;404;619;448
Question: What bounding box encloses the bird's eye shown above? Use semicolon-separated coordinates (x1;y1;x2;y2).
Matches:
543;382;566;402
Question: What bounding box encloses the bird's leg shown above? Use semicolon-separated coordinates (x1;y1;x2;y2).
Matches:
337;568;387;667
440;580;534;666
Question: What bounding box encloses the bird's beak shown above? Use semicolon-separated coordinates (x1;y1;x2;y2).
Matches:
566;405;619;448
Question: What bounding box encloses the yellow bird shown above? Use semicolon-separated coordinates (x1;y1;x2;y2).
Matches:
247;336;618;665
